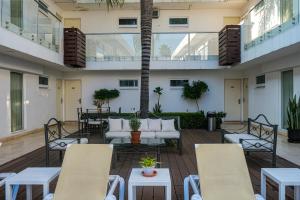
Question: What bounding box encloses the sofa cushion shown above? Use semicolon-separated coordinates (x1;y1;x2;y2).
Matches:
148;119;161;131
109;118;122;131
49;138;88;150
141;132;156;139
161;119;176;131
224;133;273;150
122;119;132;131
105;131;131;138
155;131;180;139
139;119;149;131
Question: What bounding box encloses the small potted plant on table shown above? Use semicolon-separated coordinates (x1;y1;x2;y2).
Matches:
130;116;141;144
287;95;300;142
139;156;157;177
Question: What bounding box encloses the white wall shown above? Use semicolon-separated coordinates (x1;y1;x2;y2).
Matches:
246;52;300;127
63;69;243;113
0;54;63;137
63;8;241;33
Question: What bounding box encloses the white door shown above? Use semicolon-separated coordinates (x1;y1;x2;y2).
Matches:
243;78;249;122
224;79;242;121
65;80;82;121
56;80;63;121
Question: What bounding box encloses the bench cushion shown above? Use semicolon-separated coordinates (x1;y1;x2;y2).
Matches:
139;119;149;131
162;119;176;131
155;131;180;139
224;133;272;150
109;118;122;131
49;138;88;150
148;119;161;131
122;119;132;131
105;131;131;138
141;132;156;139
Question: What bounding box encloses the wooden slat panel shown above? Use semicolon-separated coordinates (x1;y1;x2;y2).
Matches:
64;28;86;68
219;25;241;66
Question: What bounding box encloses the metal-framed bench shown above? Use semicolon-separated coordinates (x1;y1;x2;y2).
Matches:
44;118;88;166
221;114;278;166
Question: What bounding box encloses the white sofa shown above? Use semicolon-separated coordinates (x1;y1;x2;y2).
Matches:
104;117;182;154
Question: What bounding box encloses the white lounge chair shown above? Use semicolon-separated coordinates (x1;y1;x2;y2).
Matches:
184;144;265;200
44;144;124;200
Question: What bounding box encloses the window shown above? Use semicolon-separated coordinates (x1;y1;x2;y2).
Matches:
39;76;49;88
170;80;189;87
169;17;188;26
256;74;265;88
11;0;23;27
119;18;137;27
10;72;23;132
119;80;138;88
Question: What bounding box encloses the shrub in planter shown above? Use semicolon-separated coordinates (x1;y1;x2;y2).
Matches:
129;116;141;144
216;112;227;129
287;95;300;142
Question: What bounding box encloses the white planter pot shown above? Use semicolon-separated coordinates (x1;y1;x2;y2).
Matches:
143;167;155;175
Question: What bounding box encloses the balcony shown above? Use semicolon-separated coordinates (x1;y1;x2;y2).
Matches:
0;0;65;67
241;0;300;63
86;32;219;70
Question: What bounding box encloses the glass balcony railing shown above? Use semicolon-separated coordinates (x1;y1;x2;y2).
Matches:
0;0;63;52
243;0;299;49
86;32;219;62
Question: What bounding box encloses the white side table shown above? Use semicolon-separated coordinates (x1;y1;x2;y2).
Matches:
128;168;171;200
261;168;300;200
5;167;61;200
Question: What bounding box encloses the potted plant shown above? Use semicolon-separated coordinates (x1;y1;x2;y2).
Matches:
216;111;227;129
139;156;157;176
287;95;300;142
129;116;141;144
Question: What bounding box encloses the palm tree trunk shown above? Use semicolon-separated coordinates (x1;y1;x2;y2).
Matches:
140;0;153;118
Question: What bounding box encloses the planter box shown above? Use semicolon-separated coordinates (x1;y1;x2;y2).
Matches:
288;129;300;143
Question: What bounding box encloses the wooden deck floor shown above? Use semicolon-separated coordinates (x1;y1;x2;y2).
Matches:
0;129;298;200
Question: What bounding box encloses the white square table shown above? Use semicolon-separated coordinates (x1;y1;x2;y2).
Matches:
128;168;171;200
261;168;300;200
5;167;61;200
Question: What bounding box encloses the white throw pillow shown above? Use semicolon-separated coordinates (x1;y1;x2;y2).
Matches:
109;118;122;131
122;119;132;131
139;119;149;131
162;119;176;132
148;119;162;131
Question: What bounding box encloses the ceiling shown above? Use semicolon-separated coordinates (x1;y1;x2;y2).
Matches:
53;0;248;11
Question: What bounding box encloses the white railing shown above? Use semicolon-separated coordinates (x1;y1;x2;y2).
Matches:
242;0;299;49
0;0;63;52
86;32;219;62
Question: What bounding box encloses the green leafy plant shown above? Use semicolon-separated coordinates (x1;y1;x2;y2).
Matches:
182;81;209;111
139;156;157;168
216;111;227;129
287;95;300;130
93;89;120;110
129;116;141;132
153;87;163;113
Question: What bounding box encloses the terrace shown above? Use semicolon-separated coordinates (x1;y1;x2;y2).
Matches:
0;121;299;200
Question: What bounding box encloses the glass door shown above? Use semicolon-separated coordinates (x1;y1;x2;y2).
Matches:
281;70;293;128
10;72;23;132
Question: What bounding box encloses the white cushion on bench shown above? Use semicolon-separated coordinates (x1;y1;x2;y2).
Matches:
49;138;88;150
148;119;161;131
139;119;149;131
162;119;176;131
109;118;122;131
155;131;180;139
224;133;272;149
141;132;156;139
106;131;131;138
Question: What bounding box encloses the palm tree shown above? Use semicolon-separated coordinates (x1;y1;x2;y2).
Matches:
96;0;153;118
140;0;153;118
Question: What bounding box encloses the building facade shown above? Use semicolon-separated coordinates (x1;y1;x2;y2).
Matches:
0;0;299;137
